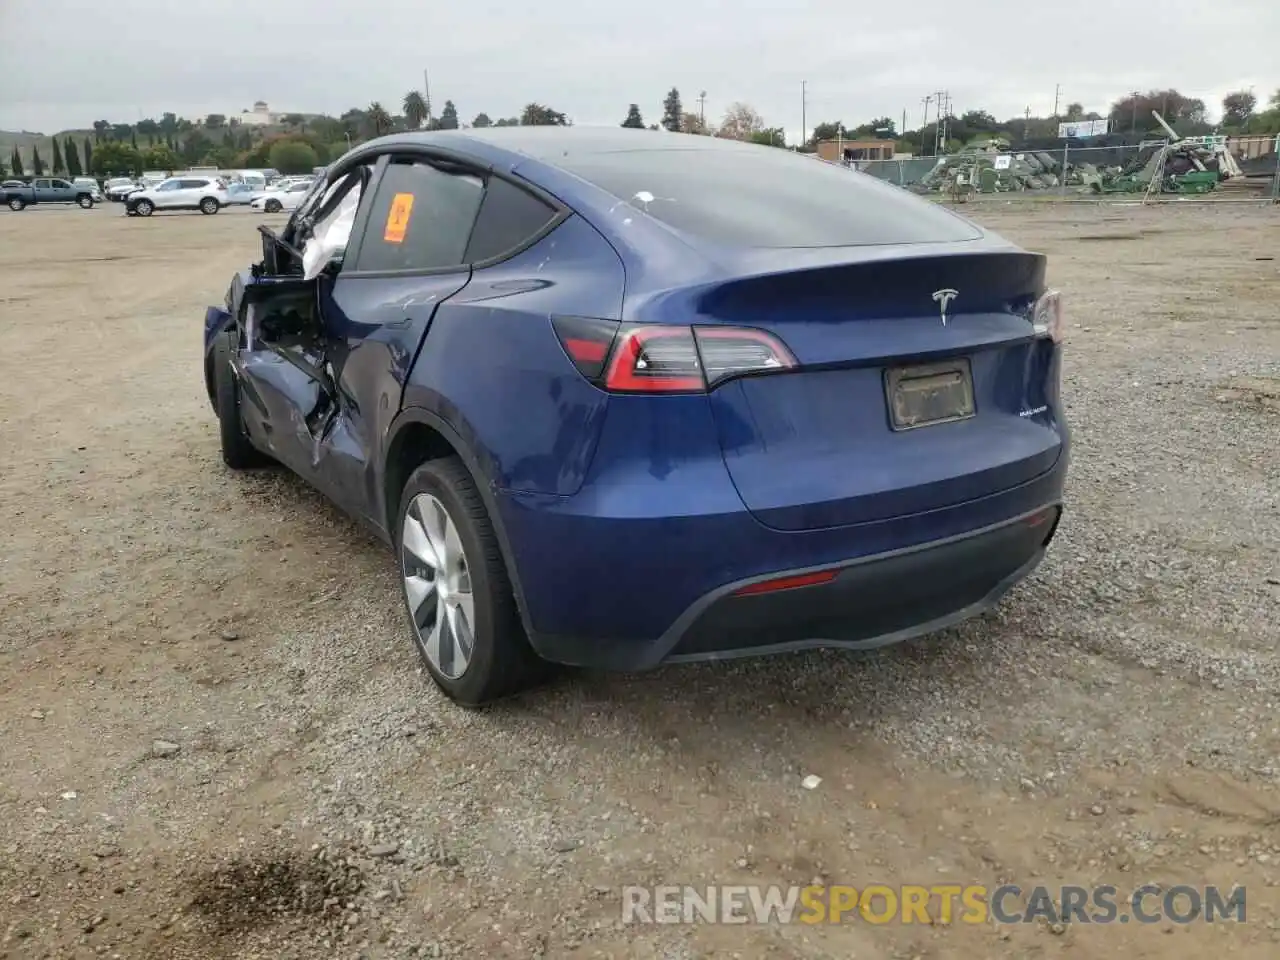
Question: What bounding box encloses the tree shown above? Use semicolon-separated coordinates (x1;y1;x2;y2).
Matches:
679;112;706;134
494;117;520;127
366;102;392;136
403;91;427;130
959;110;997;132
141;145;179;171
111;123;132;141
472;112;492;128
130;130;138;150
205;113;226;129
810;120;848;146
10;146;23;177
439;100;459;130
269;139;320;175
31;145;45;176
521;103;568;126
718;102;764;140
661;87;682;132
282;114;306;129
137;118;159;135
159;112;178;134
621;104;645;128
65;138;82;177
1221;90;1257;128
749;127;787;148
82;138;93;174
52;138;65;174
1064;102;1085;121
1109;89;1207;132
90;142;140;175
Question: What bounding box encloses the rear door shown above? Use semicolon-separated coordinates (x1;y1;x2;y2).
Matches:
318;153;486;522
32;178;53;201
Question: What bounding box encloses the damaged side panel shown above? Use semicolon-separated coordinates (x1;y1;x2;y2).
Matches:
233;278;341;487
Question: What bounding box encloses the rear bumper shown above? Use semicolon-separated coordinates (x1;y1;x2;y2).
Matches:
529;503;1061;670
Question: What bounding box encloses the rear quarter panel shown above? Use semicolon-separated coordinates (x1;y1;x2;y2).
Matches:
401;214;625;497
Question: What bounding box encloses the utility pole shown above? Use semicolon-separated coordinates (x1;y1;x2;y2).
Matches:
801;80;808;147
424;69;432;128
698;91;706;131
932;90;946;155
1053;83;1061;117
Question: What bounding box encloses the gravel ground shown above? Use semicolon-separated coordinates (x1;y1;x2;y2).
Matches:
1;201;1278;959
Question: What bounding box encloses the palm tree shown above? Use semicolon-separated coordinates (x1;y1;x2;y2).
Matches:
367;102;392;137
403;91;428;131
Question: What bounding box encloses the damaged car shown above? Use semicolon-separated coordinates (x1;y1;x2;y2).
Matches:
202;128;1069;706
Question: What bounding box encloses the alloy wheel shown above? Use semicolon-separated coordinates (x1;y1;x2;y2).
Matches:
401;493;475;680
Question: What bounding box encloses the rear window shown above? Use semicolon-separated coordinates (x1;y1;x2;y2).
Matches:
553;147;981;248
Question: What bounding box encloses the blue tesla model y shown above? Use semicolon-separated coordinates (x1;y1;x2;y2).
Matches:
202;127;1068;705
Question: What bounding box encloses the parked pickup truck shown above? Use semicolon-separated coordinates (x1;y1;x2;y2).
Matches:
0;177;98;211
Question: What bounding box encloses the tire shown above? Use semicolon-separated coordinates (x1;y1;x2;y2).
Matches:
397;458;546;706
199;197;220;215
77;194;94;209
264;198;282;213
8;197;25;211
134;199;153;217
212;330;270;469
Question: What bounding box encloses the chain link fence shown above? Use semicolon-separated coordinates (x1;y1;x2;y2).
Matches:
852;135;1280;203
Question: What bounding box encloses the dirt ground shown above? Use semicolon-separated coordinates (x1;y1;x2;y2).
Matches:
1;200;1279;960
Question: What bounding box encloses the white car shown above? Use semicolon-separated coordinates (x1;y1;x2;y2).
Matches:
105;178;141;202
124;175;229;216
250;180;314;213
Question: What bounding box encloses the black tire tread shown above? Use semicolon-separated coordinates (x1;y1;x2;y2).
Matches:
400;457;546;705
212;330;269;469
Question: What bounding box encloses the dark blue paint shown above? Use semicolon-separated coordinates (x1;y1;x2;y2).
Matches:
203;130;1070;665
400;214;624;498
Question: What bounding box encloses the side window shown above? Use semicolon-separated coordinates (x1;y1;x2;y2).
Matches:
53;179;71;189
180;179;208;189
158;180;181;191
34;179;51;189
352;159;484;273
464;177;559;264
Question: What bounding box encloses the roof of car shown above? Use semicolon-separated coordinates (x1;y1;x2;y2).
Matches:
362;126;753;163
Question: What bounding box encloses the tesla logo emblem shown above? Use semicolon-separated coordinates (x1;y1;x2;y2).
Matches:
932;288;959;326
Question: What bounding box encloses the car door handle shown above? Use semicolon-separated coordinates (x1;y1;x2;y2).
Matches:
384;318;411;329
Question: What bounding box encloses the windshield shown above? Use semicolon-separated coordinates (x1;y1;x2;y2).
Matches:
550;146;981;248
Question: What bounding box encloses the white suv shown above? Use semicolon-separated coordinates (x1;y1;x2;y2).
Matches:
124;175;229;217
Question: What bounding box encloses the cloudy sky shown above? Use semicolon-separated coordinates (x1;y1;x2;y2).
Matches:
1;0;1276;139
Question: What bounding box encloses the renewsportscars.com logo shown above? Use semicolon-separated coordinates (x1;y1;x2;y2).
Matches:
622;884;1247;926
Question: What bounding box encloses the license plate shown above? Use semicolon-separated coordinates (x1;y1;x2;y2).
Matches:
885;360;975;430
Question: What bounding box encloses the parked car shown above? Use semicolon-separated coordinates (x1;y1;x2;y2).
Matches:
1;177;98;210
223;182;257;206
202;128;1068;706
249;179;314;213
72;177;105;202
125;175;229;216
104;177;141;202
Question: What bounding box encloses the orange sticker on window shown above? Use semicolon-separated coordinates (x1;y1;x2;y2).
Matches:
383;192;415;243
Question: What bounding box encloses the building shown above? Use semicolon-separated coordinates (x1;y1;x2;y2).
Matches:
236;101;278;126
815;138;896;163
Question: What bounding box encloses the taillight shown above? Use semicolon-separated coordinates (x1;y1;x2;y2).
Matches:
1032;290;1064;343
552;317;796;394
